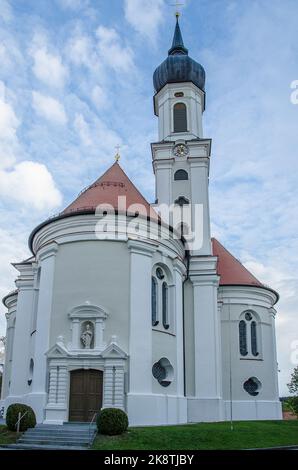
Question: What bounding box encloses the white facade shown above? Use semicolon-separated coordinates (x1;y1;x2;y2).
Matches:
0;21;282;426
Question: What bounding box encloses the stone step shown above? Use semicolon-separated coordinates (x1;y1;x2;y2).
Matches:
18;438;90;447
13;423;97;450
18;434;90;442
4;443;88;450
25;429;95;436
19;434;92;441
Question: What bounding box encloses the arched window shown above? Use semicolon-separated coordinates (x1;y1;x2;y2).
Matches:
175;196;189;206
162;282;169;329
239;311;259;358
151;266;172;331
151;277;158;326
174;169;188;181
239;320;248;356
174;103;187;133
251;321;258;356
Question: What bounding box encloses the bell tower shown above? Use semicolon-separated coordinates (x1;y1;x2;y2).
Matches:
151;16;223;423
151;16;212;255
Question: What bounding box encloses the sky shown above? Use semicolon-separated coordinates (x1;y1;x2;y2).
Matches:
0;0;297;395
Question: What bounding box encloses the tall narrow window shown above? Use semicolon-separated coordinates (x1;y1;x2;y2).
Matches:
162;282;169;329
151;277;158;326
251;321;258;356
174;103;187;133
239;320;248;356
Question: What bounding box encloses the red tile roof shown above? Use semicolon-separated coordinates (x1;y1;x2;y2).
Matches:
62;162;158;220
211;238;263;287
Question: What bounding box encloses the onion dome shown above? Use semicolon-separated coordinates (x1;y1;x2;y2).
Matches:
153;16;206;94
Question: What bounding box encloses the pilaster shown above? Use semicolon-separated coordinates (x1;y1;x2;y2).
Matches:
127;240;156;395
32;242;58;418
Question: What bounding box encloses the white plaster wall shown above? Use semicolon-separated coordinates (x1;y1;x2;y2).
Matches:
152;331;177;394
50;240;130;352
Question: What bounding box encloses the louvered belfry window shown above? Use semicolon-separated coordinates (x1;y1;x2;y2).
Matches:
174;103;187;133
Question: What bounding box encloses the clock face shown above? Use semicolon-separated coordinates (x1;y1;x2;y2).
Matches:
173;144;189;157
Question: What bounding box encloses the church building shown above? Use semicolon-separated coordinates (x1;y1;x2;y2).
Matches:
0;17;282;425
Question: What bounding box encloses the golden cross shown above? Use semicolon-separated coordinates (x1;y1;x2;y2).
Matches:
170;0;184;18
114;144;121;161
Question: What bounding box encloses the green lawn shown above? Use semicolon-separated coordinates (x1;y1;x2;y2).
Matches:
0;425;18;446
92;420;298;450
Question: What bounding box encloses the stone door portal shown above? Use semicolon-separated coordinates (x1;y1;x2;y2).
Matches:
69;369;103;422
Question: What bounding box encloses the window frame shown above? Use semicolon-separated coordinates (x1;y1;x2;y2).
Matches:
238;310;261;359
173;102;188;133
151;265;173;333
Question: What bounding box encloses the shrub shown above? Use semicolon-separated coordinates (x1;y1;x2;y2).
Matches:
96;408;128;435
288;396;298;417
6;403;36;432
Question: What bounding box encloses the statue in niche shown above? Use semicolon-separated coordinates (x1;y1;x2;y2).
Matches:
81;323;93;349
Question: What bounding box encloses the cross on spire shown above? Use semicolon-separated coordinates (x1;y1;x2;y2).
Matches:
114;144;121;162
171;0;184;18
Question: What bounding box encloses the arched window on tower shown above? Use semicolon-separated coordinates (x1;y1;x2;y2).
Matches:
174;169;188;181
175;196;189;206
239;311;260;358
174;103;187;133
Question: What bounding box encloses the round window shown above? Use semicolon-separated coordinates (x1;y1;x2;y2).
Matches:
245;312;253;321
152;358;174;388
156;267;165;280
243;377;262;396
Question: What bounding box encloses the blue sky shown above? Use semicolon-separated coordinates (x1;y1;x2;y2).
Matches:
0;0;298;395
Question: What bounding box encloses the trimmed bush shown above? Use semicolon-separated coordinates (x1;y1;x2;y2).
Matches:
6;403;36;432
96;408;128;435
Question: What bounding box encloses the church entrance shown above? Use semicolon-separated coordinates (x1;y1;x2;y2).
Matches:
69;369;103;422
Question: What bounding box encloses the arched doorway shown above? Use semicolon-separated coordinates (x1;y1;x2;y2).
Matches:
69;369;103;422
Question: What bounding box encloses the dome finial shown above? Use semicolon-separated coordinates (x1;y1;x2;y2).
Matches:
168;5;188;56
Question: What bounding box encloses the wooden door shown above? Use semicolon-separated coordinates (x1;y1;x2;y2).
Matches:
69;369;103;422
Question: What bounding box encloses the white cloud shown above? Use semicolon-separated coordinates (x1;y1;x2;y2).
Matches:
0;161;62;210
96;26;135;74
124;0;165;42
0;82;19;142
74;113;92;146
0;81;20;169
31;47;68;88
32;91;67;125
92;85;108;109
0;228;30;334
0;0;13;22
66;33;99;72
